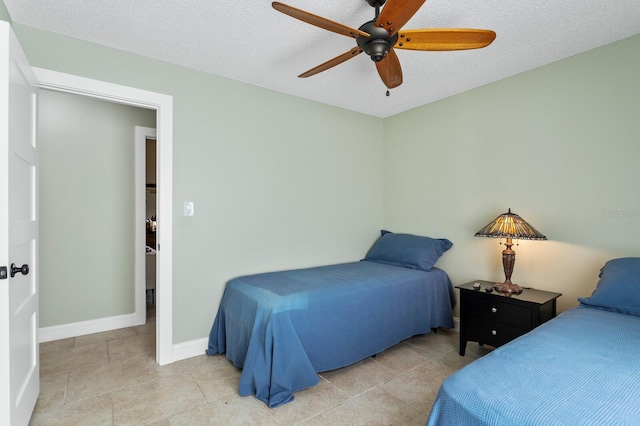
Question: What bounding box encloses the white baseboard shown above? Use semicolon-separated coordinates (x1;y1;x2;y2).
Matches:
39;313;139;343
172;337;209;362
41;317;461;363
170;320;462;364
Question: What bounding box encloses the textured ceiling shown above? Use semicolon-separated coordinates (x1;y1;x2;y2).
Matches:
5;0;640;117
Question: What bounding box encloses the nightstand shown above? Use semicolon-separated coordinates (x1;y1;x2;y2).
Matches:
457;280;561;356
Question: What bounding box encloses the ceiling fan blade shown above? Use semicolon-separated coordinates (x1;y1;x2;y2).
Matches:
375;48;402;89
394;28;496;51
298;47;363;78
272;2;369;38
375;0;426;37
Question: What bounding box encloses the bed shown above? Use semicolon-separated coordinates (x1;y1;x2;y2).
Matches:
427;257;640;426
207;231;455;408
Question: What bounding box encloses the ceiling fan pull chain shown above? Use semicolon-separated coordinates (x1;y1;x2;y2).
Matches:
386;90;390;97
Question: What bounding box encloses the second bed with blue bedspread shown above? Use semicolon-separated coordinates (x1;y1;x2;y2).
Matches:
427;257;640;425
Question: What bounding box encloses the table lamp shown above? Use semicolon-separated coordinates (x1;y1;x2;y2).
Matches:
474;208;547;294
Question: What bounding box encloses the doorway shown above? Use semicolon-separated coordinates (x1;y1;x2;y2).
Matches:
136;127;158;326
34;68;174;365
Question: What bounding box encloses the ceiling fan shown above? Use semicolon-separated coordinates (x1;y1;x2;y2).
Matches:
272;0;496;89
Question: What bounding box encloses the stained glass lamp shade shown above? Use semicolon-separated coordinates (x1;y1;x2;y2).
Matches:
474;208;547;294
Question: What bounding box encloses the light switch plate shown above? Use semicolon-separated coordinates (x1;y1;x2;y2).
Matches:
184;201;194;217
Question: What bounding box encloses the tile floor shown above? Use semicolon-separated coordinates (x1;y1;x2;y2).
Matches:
30;309;491;426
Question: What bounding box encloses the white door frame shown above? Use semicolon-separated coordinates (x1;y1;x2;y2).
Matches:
32;68;174;366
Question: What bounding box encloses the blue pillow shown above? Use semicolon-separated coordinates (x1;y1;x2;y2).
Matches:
363;231;453;271
578;257;640;316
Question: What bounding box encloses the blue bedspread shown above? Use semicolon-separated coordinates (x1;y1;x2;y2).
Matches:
427;305;640;425
207;261;454;408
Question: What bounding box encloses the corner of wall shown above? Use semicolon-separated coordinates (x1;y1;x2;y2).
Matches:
0;0;12;23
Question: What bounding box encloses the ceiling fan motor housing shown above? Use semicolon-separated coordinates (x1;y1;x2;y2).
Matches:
357;20;398;62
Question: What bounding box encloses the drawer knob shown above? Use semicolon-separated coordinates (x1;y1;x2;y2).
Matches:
491;330;497;336
491;307;497;313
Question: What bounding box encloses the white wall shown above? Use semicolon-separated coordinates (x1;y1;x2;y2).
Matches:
383;34;640;315
38;89;156;326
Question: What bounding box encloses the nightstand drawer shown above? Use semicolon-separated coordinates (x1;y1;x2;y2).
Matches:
464;295;532;329
466;317;527;347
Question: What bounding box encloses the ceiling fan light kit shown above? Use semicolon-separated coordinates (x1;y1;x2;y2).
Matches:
272;0;496;89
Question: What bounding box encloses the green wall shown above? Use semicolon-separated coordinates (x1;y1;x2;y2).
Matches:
0;0;9;23
38;90;156;326
10;16;640;341
383;34;640;314
13;24;383;343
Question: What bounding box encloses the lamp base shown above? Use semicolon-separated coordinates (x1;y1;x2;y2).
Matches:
493;281;523;295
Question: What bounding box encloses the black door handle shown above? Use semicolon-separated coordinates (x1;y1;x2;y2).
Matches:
10;263;29;278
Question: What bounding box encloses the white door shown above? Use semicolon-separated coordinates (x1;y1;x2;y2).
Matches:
0;21;39;426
